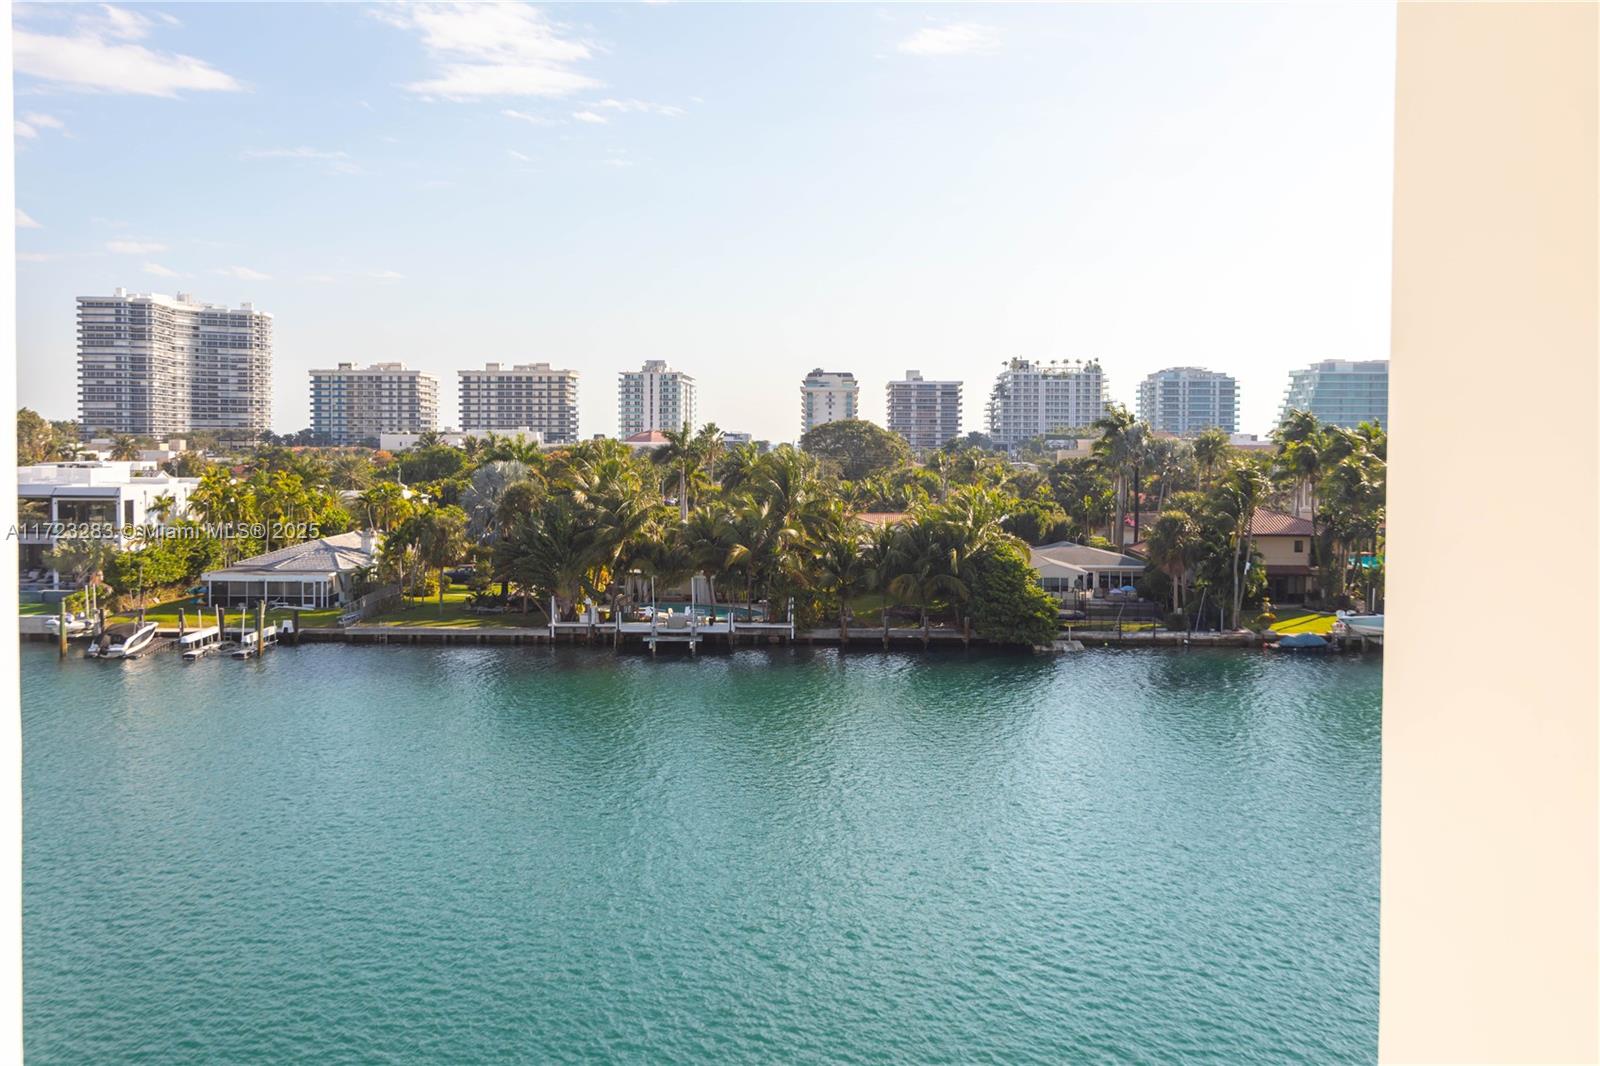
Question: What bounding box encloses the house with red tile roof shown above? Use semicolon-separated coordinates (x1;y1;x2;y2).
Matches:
1128;507;1318;603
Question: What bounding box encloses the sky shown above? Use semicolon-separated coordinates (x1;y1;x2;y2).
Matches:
13;2;1396;440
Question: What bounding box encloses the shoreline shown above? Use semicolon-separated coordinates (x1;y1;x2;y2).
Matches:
20;623;1375;654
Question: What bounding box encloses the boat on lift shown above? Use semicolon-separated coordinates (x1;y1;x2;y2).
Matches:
230;624;278;659
85;620;160;659
1334;612;1384;643
44;613;88;638
179;625;223;661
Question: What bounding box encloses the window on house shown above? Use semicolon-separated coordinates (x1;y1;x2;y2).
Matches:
1293;539;1304;553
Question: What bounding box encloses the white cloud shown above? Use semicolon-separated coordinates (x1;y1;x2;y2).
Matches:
16;208;43;229
215;265;271;281
368;270;405;280
595;98;683;117
508;149;532;162
107;239;167;254
13;5;243;96
896;23;1000;57
141;262;180;277
242;146;351;160
376;3;600;100
501;108;555;125
17;252;62;262
15;112;67;139
572;110;607;125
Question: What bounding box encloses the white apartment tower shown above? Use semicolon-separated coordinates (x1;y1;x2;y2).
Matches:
1280;359;1389;428
618;360;697;437
800;369;860;435
986;358;1108;448
886;371;962;451
1137;367;1239;434
77;289;273;437
458;362;579;444
309;362;439;446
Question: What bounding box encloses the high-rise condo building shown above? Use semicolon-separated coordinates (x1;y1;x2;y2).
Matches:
886;370;962;451
458;362;579;443
986;358;1107;449
309;362;439;446
618;360;696;437
1136;367;1239;434
799;369;860;435
1279;359;1389;428
77;288;273;437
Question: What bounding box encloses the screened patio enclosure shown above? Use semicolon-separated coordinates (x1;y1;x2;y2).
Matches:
205;576;342;609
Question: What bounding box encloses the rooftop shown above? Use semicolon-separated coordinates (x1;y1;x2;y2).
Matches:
1031;541;1146;569
204;531;379;577
1250;509;1315;536
17;462;194;492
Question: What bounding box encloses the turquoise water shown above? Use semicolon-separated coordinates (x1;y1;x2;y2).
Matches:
22;643;1381;1063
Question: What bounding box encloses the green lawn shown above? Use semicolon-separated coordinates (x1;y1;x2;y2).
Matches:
112;598;343;630
19;601;49;617
109;590;545;631
1262;608;1337;636
360;589;547;629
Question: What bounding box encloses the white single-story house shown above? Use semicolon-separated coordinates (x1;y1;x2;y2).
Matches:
1029;541;1147;596
202;531;380;608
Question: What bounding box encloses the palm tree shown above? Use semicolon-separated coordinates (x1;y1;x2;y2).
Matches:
693;423;725;481
410;506;470;614
1145;509;1198;612
110;435;140;461
328;451;376;491
504;497;601;621
717;441;761;494
1091;404;1139;548
886;520;964;641
812;505;869;641
461;460;533;539
682;506;741;609
45;534;117;617
1191;428;1230;490
358;482;413;533
1209;463;1268;629
653;424;700;521
1274;411;1324;517
149;492;178;524
927;485;1021;635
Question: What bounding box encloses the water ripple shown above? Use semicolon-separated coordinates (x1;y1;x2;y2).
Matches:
23;644;1381;1064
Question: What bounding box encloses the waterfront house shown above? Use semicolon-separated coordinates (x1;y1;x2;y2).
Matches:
202;531;380;609
1127;507;1319;604
1029;542;1147;596
1246;508;1317;602
16;461;199;589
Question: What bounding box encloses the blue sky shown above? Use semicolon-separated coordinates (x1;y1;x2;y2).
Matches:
14;2;1395;439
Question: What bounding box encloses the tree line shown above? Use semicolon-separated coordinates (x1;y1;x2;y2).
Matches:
30;410;1384;641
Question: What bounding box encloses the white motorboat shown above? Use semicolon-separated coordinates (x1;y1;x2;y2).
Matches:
1334;612;1384;642
179;625;223;661
44;613;88;637
86;621;160;659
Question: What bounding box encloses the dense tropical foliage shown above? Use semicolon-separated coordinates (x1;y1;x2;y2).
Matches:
20;404;1384;637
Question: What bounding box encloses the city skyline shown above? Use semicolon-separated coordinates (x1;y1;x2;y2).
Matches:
15;4;1394;437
